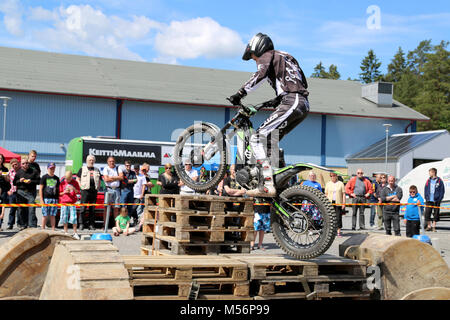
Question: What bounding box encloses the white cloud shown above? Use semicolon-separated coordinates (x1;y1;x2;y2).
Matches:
0;0;23;36
1;2;244;63
29;4;162;61
154;17;245;60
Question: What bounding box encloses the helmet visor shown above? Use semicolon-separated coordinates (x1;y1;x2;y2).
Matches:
242;45;252;61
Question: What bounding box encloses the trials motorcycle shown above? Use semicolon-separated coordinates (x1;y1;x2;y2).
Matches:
173;99;337;259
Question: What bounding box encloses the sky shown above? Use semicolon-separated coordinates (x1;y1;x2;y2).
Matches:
0;0;449;80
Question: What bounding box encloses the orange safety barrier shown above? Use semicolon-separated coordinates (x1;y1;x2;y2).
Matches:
0;202;447;210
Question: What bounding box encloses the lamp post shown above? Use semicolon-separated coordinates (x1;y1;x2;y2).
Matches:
0;97;12;148
383;123;392;174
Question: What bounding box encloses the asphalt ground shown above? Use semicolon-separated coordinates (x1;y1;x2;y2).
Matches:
0;207;449;267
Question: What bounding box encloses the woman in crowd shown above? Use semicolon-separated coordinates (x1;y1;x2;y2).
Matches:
325;172;346;237
157;163;180;194
0;154;10;229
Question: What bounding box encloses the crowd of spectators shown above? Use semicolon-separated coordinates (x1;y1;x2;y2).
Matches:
0;149;445;242
301;167;445;238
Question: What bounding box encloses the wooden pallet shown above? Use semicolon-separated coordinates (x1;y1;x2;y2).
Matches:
222;254;370;300
123;255;250;300
145;194;254;214
123;255;248;282
141;235;252;255
132;281;250;300
144;208;254;229
143;226;254;243
222;254;367;280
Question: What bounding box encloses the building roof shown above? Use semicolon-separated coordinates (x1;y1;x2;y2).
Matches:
346;130;448;161
0;46;429;121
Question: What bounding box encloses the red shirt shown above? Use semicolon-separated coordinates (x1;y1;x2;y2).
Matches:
59;179;80;203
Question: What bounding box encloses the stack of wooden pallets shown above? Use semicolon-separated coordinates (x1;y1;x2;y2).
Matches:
223;254;371;300
123;255;251;300
141;194;255;256
122;254;371;300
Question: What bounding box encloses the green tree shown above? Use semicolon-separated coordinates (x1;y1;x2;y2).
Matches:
386;47;406;82
328;64;340;80
359;49;382;83
412;41;450;131
311;62;340;79
311;61;328;78
406;39;433;74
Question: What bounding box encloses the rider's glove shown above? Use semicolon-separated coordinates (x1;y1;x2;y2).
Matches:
228;89;246;106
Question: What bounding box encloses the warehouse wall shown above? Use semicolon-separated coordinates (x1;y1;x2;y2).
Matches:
325;115;409;167
0;90;116;145
0;89;423;172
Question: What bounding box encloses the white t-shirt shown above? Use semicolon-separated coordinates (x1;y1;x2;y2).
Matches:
134;174;147;198
102;166;120;188
180;168;198;193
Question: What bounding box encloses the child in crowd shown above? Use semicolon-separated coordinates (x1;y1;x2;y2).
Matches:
251;198;271;250
39;163;60;231
113;207;135;236
403;185;425;238
59;171;81;240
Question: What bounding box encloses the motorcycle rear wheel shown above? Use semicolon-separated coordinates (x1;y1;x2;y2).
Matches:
271;185;337;259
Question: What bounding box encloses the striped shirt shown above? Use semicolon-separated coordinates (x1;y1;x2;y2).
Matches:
9;168;17;193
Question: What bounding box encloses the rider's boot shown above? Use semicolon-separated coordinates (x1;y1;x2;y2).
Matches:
246;159;276;197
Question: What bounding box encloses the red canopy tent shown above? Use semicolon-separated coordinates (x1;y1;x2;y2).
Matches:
0;146;21;163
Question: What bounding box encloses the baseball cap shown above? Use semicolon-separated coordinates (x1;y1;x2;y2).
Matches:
47;162;56;168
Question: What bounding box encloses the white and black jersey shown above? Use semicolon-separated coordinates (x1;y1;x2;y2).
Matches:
240;50;309;98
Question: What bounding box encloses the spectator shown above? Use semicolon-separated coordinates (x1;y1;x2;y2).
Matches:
28;150;41;177
39;163;60;231
119;160;138;215
113;207;136;236
6;159;20;229
380;175;403;236
424;168;445;232
302;171;323;192
402;185;424;238
14;157;40;229
158;163;180;194
142;164;154;196
345;169;373;231
375;174;387;230
178;159;198;195
369;174;382;228
76;155;102;230
221;165;245;240
251;198;271;250
0;154;10;229
325;172;346;237
102;156;122;226
59;171;81;239
222;165;246;197
133;164;151;230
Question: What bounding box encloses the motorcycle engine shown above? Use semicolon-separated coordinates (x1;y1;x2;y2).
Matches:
235;167;259;189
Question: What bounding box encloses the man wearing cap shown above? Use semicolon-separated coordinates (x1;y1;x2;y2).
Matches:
39;163;60;231
178;160;198;195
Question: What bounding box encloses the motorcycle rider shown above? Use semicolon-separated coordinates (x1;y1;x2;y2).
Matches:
228;33;310;197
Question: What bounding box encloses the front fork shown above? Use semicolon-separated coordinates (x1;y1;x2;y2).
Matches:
271;197;295;225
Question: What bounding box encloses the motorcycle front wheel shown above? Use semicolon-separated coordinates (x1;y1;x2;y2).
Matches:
173;122;228;192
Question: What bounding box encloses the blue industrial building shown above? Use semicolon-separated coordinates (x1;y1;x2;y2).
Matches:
0;46;429;174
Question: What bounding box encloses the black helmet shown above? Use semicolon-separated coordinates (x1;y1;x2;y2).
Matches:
242;33;274;61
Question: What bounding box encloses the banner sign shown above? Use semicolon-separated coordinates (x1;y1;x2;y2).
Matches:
83;141;162;166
